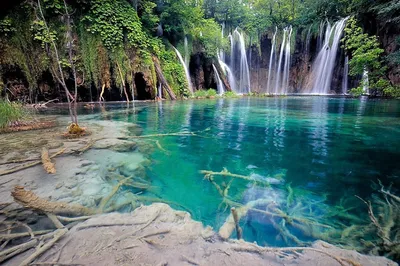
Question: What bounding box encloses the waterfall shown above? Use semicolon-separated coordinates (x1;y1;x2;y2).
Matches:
267;27;277;94
274;28;287;94
231;29;251;94
310;18;348;94
219;23;225;62
282;26;292;94
218;57;237;93
342;56;349;94
184;36;189;68
317;21;325;52
173;46;193;95
362;68;369;94
158;83;162;99
305;26;312;56
212;64;225;95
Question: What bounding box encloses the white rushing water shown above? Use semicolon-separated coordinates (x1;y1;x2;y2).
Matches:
282;26;293;94
158;83;162;99
231;29;251;94
173;46;193;96
342;56;349;94
184;36;189;68
309;18;348;95
273;27;292;95
218;56;237;93
212;64;225;95
274;28;287;94
362;68;369;94
267;28;277;94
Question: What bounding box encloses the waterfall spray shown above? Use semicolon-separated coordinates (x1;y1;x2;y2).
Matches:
212;64;225;95
173;46;193;95
310;18;348;94
342;56;349;94
267;27;277;94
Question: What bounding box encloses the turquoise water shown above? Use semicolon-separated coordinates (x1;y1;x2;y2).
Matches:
71;97;400;247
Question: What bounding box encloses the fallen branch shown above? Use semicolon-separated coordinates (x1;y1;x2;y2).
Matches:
12;186;95;216
201;169;270;186
76;221;146;231
0;148;66;177
0;239;38;263
20;228;68;266
46;213;64;229
41;148;56;174
231;207;242;240
56;215;93;223
0;230;51;240
98;177;131;211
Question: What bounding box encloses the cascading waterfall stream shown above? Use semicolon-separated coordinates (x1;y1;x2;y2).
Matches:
231;29;251;94
310;18;348;95
267;28;277;93
274;28;287;94
282;26;293;94
173;46;193;96
218;56;237;93
184;36;189;68
212;64;225;95
363;68;369;94
342;56;349;94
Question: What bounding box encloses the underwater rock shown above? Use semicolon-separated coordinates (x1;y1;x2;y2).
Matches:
249;173;284;185
126;124;143;136
111;141;137;152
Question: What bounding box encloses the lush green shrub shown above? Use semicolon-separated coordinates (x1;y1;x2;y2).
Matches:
0;100;25;128
383;85;400;98
223;91;239;98
193;89;217;98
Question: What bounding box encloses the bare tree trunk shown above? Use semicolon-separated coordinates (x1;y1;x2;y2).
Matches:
37;0;76;124
99;84;105;102
116;62;130;102
152;56;177;100
63;0;78;124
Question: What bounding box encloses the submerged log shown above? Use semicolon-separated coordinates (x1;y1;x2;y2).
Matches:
41;148;56;174
12;186;95;216
152;56;177;100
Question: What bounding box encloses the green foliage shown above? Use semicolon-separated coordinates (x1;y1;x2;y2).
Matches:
383;85;400;98
193;89;217;98
343;17;389;95
223;91;239;98
0;100;25;128
159;48;189;97
349;87;364;97
83;0;146;51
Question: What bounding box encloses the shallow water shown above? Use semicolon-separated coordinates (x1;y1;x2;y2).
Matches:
51;97;400;247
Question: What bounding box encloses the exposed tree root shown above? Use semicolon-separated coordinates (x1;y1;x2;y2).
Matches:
110;210;160;246
41;148;56;174
12;186;96;216
231;243;360;266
